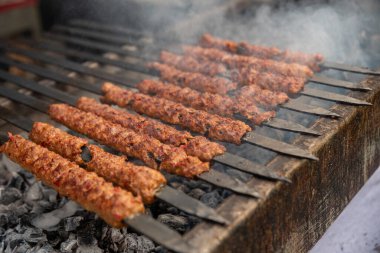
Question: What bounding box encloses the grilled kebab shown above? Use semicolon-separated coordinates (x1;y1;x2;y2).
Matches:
48;103;210;178
101;82;252;144
136;79;276;124
30;122;166;204
200;33;324;71
76;97;226;161
159;51;306;94
148;62;238;95
183;46;314;78
0;134;145;228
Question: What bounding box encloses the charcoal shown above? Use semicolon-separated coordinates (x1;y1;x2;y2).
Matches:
24;182;43;203
0;213;8;227
136;235;155;253
188;188;206;199
45;231;61;247
200;190;223;208
5;231;24;249
63;216;83;232
10;240;31;253
23;227;47;244
152;246;168;253
0;227;5;235
196;182;213;193
76;245;103;253
170;183;190;194
119;233;138;252
103;227;124;252
7;176;25;191
219;189;233;199
60;238;78;253
157;214;189;233
77;222;98;247
0;187;22;205
34;243;57;253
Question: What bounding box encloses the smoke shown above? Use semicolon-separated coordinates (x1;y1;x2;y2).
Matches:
50;0;379;67
163;0;380;67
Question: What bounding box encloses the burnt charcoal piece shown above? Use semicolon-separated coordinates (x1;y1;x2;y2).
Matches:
118;233;155;253
136;235;155;253
77;222;98;247
7;176;26;191
45;231;61;247
188;188;206;200
33;243;56;253
9;241;31;253
200;190;223;208
76;245;103;253
153;246;168;253
23;227;47;244
0;187;22;205
0;213;8;227
157;214;190;233
63;216;83;232
60;238;78;253
120;233;138;252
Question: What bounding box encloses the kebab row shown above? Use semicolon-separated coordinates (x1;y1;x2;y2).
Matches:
0;130;193;252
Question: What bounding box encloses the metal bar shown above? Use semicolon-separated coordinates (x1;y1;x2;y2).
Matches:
213;153;291;183
243;132;319;161
44;32;138;57
309;75;372;91
0;69;78;106
263;118;321;136
197;170;261;198
281;100;341;117
124;214;193;253
0;86;50;113
156;186;229;225
321;61;380;76
69;19;150;38
0;56;103;94
301;88;372;106
19;38;151;76
0;106;34;132
1;44;135;87
53;25;135;46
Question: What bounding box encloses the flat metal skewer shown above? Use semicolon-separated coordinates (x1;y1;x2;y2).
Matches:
301;87;372;106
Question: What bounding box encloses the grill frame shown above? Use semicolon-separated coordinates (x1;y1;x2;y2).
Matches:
182;76;380;253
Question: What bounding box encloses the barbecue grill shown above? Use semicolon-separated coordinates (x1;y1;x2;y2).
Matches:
0;1;379;252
